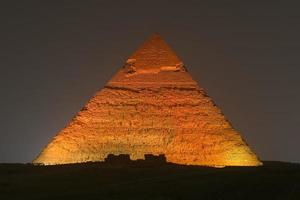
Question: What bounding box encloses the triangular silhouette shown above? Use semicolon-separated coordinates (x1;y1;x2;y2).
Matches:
34;33;261;166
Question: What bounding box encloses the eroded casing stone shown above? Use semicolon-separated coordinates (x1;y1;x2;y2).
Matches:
33;33;262;166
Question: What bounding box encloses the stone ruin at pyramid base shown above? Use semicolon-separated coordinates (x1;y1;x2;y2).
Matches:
33;33;262;167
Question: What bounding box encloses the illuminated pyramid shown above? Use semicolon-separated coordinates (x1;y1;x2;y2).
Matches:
34;33;261;166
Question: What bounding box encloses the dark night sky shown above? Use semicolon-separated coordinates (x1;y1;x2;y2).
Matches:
1;1;299;163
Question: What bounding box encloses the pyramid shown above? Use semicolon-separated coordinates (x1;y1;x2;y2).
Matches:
34;33;261;166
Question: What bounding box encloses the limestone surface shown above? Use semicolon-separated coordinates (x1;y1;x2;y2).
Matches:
33;34;262;166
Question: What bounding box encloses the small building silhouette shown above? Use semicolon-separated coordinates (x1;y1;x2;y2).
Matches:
103;154;167;166
144;154;166;163
104;154;131;164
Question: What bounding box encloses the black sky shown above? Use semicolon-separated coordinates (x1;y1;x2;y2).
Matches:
0;1;299;163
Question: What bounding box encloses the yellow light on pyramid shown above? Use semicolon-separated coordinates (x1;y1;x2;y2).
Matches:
33;33;262;167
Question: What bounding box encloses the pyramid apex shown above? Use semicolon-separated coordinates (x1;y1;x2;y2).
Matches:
127;33;183;69
143;32;169;45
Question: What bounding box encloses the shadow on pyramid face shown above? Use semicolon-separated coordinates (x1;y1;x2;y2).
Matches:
104;154;167;166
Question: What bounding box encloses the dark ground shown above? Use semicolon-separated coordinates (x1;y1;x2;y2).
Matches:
0;161;299;200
